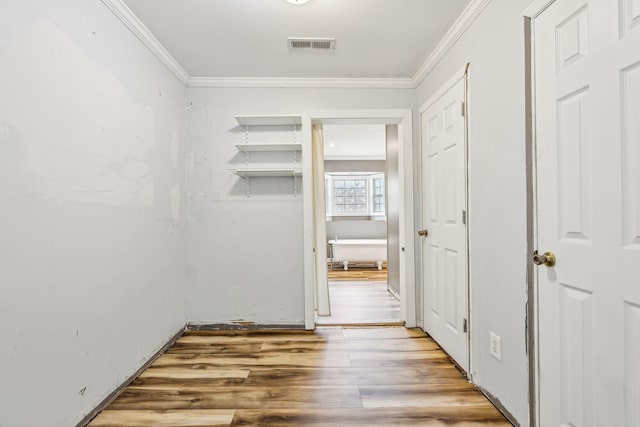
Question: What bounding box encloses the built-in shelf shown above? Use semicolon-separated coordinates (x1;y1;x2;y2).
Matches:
234;143;302;152
235;115;302;126
234;168;303;178
233;114;302;196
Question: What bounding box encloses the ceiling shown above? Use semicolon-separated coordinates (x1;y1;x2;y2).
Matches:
120;0;472;80
323;124;386;160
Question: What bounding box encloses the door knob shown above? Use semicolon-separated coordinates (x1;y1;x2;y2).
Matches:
418;229;429;237
532;250;556;267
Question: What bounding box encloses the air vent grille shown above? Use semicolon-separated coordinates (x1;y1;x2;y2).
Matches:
288;38;336;50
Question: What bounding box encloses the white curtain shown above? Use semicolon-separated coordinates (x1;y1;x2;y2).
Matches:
312;124;330;316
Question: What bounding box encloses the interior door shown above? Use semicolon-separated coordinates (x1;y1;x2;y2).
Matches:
534;0;640;425
421;73;468;370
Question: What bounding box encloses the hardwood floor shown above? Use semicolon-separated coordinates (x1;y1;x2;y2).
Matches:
89;327;511;427
316;280;401;325
320;267;400;325
327;266;387;281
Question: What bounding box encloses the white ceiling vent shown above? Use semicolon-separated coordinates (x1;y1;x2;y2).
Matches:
288;38;336;50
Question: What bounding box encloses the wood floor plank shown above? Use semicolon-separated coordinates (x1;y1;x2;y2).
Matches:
359;384;489;408
341;326;427;340
150;351;353;368
242;366;469;387
133;365;251;385
231;407;510;426
260;336;441;352
179;329;343;343
89;409;234;427
168;342;264;354
108;385;363;410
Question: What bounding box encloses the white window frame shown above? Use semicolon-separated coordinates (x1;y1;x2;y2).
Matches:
371;172;385;216
325;172;385;219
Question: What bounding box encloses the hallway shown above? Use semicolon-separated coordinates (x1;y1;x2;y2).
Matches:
89;327;510;426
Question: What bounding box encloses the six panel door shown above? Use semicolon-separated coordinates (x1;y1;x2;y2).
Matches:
534;0;640;425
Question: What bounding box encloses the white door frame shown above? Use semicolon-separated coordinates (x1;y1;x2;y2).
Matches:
418;64;470;373
524;2;579;425
523;4;546;426
302;109;416;329
524;3;555;426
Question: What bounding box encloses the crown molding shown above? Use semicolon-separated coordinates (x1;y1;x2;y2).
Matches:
412;0;492;87
101;0;189;85
522;0;555;18
188;77;416;89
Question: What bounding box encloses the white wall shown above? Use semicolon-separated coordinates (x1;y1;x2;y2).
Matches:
415;0;532;424
185;87;413;325
0;1;187;425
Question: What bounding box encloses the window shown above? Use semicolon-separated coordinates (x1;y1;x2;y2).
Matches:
325;172;385;218
333;178;368;213
372;176;385;214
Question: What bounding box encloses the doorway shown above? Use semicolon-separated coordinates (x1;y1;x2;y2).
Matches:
316;124;401;326
302;110;416;330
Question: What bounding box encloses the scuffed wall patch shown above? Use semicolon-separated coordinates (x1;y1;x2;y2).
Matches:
0;20;156;206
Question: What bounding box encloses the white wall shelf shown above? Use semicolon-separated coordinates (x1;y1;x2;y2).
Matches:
234;168;303;178
234;143;302;152
235;115;302;126
233;114;302;196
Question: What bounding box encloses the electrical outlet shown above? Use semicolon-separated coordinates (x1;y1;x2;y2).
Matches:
490;332;502;361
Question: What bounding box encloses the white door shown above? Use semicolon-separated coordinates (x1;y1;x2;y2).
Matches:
420;72;468;370
534;0;640;425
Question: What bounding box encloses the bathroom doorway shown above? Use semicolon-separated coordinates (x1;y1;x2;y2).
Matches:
315;124;401;325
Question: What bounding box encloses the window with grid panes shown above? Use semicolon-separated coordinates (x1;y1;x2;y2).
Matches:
332;178;368;213
372;176;385;213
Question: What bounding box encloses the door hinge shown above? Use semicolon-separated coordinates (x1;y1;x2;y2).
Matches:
461;101;466;117
463;318;468;333
462;210;467;225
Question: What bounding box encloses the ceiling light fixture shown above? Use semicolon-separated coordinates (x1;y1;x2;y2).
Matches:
285;0;310;4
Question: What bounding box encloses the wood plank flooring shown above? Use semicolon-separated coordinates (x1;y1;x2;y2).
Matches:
89;327;511;427
327;266;387;281
316;280;401;326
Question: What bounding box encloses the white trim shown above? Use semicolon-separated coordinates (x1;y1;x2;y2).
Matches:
419;64;469;113
526;4;553;425
302;110;415;329
100;0;189;84
188;77;415;89
523;0;556;18
412;0;491;86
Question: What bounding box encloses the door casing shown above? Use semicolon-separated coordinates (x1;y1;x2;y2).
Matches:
302;110;415;330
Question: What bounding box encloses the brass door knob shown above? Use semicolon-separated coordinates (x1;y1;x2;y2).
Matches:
418;229;429;237
532;250;556;267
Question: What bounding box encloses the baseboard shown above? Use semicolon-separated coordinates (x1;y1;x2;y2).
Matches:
387;286;400;301
77;326;186;427
187;322;306;331
477;386;519;427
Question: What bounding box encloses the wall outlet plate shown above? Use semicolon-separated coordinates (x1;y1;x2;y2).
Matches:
490;332;502;361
